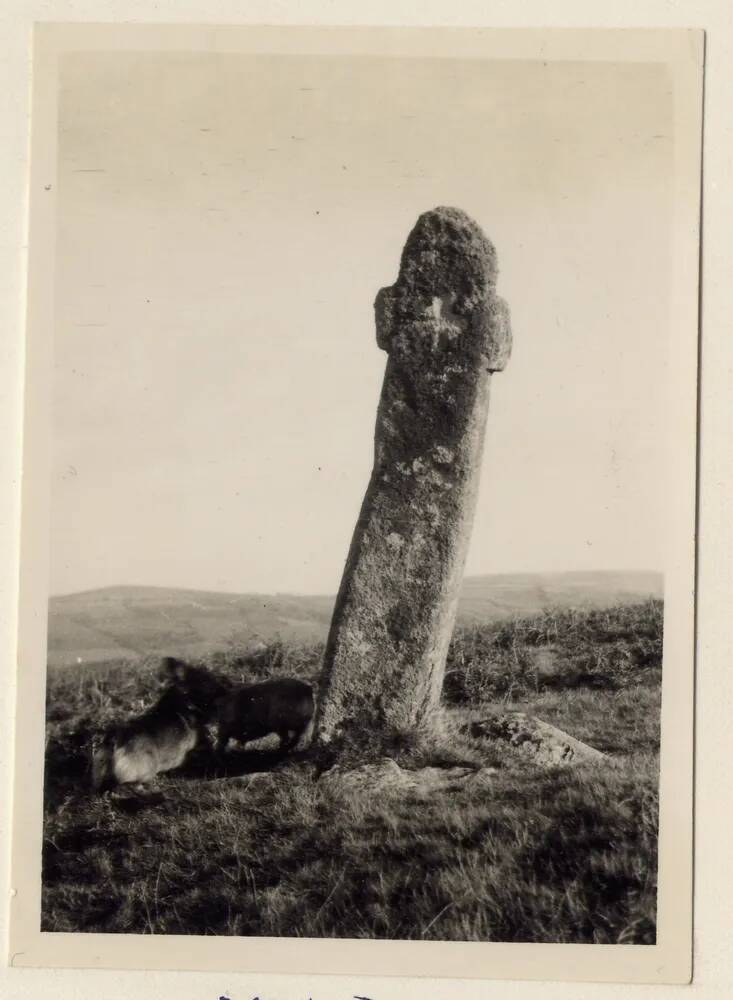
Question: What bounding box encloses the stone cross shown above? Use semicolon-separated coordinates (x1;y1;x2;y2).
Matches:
314;207;512;755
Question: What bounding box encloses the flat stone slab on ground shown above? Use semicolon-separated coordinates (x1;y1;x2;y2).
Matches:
467;712;607;766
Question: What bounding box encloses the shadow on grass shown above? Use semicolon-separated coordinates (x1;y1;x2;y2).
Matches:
43;726;308;811
44;732;93;810
173;744;311;782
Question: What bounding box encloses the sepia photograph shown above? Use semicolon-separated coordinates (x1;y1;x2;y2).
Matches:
9;24;702;983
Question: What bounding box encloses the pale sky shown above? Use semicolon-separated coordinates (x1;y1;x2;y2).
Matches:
50;52;673;596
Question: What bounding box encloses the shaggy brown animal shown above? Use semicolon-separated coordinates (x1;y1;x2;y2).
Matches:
91;657;226;789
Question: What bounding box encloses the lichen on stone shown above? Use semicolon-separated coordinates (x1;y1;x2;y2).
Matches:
314;208;513;757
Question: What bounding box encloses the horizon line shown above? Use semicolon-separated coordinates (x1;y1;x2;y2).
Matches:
49;567;665;602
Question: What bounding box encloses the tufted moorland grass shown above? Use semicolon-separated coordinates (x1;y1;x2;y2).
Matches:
41;600;662;942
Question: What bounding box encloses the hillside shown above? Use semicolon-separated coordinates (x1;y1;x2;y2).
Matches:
43;601;663;941
47;570;662;667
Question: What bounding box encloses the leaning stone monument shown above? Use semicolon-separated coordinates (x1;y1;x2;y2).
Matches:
314;207;512;757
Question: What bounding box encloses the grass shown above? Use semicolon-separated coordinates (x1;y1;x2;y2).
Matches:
41;599;663;943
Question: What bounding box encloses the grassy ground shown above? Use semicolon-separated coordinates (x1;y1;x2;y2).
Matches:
42;600;662;943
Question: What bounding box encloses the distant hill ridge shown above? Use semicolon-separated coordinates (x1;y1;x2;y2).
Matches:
47;571;663;668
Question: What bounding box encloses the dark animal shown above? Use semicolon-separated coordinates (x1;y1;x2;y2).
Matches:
213;677;315;754
91;657;226;790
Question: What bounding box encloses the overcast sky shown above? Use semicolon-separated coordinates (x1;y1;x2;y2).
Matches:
50;51;673;596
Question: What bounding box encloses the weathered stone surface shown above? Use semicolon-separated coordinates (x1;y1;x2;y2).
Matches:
467;713;607;767
315;208;511;754
319;758;497;800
